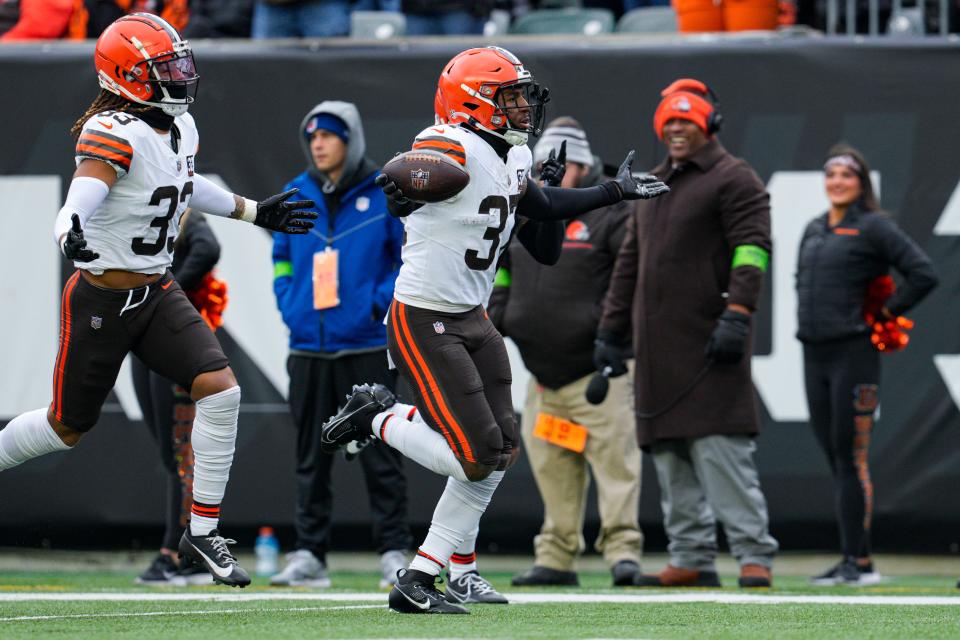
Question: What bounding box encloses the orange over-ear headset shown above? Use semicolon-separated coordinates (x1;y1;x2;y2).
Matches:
653;78;723;139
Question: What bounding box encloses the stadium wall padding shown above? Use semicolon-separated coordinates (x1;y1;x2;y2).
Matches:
2;36;960;553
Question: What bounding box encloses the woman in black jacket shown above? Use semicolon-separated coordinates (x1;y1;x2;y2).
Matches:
796;144;938;586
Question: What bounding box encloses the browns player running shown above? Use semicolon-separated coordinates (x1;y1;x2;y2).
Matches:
0;13;315;587
320;46;668;613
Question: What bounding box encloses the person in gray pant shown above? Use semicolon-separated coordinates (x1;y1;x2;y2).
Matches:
595;77;778;588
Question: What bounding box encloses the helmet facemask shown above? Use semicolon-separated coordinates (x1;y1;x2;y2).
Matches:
102;39;199;116
489;81;548;146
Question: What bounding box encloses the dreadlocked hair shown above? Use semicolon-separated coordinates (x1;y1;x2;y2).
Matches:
70;90;153;138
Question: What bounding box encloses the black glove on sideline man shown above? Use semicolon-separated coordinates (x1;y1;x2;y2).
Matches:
705;309;751;364
610;151;670;201
254;188;317;234
375;173;424;218
64;214;99;262
593;329;630;378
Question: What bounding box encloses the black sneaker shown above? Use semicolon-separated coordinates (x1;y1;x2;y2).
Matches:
810;557;860;586
320;384;395;454
445;571;508;604
135;553;178;586
179;529;251;588
611;560;641;587
388;569;469;614
511;565;579;586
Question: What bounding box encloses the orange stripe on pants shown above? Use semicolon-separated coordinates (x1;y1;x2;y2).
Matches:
396;302;475;463
53;271;80;422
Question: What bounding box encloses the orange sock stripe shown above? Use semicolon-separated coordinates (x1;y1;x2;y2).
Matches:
191;504;220;516
450;552;476;564
406;407;417;421
53;272;80;422
416;549;445;569
379;413;394;443
389;301;461;457
397;302;475;462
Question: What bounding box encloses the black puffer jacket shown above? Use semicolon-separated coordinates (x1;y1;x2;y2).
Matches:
795;205;938;344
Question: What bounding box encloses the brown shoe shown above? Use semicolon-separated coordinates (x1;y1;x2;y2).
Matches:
738;563;772;588
634;564;721;587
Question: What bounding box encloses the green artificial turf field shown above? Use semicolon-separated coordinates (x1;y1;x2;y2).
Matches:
2;556;960;639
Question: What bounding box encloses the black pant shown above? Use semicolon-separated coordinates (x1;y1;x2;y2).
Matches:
131;356;194;551
803;336;880;559
287;351;412;560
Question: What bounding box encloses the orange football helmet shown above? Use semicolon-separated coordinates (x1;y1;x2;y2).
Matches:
94;13;199;116
435;46;548;146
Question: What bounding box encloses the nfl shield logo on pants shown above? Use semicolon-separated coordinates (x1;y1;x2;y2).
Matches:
91;316;102;329
433;321;445;334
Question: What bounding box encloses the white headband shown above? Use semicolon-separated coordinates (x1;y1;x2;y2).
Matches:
824;154;862;173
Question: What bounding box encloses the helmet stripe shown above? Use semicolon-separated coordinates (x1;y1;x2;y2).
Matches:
129;12;182;43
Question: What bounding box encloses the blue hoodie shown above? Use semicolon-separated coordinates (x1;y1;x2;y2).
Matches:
272;101;403;354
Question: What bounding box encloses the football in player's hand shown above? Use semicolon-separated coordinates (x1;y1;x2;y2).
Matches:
381;150;470;203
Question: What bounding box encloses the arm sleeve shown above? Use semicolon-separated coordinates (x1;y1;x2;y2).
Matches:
272;228;293;311
189;173;244;218
53;176;110;251
173;213;221;291
867;216;939;315
598;208;639;338
516;179;621;222
516;217;565;266
718;165;772;311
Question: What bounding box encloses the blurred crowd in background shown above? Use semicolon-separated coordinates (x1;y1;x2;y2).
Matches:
1;0;957;42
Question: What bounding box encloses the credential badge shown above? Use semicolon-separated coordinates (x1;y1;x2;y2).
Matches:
433;321;445;335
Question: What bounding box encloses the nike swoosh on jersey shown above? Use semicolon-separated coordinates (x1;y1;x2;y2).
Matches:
98;121;114;129
191;545;235;579
161;280;173;290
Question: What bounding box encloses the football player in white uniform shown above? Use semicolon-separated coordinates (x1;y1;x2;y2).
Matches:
0;13;316;587
320;46;669;613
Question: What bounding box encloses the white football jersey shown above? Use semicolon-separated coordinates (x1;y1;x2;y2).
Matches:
74;110;200;275
393;124;532;312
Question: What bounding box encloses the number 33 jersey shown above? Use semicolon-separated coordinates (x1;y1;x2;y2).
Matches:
74;110;200;275
393;124;532;312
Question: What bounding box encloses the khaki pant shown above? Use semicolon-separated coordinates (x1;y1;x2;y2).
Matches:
521;369;642;571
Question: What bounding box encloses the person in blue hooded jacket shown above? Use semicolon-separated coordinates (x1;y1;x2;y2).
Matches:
271;101;411;589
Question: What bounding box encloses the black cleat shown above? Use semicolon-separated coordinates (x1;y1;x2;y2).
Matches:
388;569;469;614
611;560;641;587
179;529;251;588
446;571;508;604
320;383;395;454
135;553;178;586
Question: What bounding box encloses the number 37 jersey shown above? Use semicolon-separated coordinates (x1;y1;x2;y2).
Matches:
393;124;532;313
74;110;200;275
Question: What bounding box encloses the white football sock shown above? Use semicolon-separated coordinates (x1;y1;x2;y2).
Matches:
190;386;240;536
409;471;504;576
0;408;70;471
450;527;479;578
372;411;467;482
387;402;424;424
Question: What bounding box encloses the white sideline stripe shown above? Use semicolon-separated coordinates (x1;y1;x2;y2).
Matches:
0;604;381;622
1;591;959;606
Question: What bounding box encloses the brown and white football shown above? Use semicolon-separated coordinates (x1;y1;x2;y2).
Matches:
381;149;470;203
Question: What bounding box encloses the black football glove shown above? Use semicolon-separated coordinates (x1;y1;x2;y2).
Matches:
705;309;751;364
254;188;317;234
375;172;423;218
539;140;567;187
593;329;630;378
63;214;99;262
611;151;670;201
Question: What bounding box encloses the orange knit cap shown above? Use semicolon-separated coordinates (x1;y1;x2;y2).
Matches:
653;78;714;140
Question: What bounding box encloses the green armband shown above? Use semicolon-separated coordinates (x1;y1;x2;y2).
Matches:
494;268;511;288
731;245;769;272
274;261;293;279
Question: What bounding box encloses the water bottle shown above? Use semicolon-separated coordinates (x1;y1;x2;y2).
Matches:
254;526;280;577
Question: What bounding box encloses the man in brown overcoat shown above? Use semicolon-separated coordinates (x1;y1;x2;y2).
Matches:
596;78;778;588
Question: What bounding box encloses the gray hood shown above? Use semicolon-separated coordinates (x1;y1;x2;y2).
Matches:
299;100;367;194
